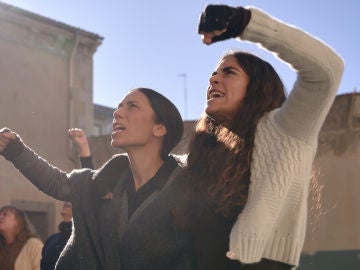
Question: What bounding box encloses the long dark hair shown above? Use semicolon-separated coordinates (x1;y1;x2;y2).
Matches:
187;51;286;217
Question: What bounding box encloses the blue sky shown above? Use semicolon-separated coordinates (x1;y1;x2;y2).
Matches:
2;0;359;120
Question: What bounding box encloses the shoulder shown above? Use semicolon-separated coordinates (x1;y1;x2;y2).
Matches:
171;154;188;167
15;238;43;270
87;154;130;197
21;237;43;253
26;237;43;247
43;232;61;246
65;168;96;192
92;153;129;181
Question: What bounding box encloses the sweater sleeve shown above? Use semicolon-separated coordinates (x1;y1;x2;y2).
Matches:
80;156;95;169
5;139;89;202
240;7;344;144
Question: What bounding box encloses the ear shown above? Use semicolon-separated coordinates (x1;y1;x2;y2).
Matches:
153;123;167;137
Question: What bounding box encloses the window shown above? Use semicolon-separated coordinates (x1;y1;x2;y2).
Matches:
93;123;103;136
12;200;55;241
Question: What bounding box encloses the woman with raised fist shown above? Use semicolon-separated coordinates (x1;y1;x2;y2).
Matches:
180;3;344;270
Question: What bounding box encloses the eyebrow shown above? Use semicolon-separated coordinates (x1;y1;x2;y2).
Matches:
212;66;239;76
117;100;139;108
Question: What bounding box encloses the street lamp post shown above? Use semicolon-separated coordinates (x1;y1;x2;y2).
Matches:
178;73;188;120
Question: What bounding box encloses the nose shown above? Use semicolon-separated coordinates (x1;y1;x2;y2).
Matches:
113;107;124;120
209;73;219;85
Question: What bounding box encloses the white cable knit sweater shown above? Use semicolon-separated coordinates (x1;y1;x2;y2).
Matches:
226;7;344;268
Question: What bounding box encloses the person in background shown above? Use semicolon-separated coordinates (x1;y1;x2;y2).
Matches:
179;3;344;270
41;128;93;270
0;87;192;270
40;202;72;270
0;205;43;270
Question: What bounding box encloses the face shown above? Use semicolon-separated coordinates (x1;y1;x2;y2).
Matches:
111;90;166;151
0;209;18;235
206;56;250;126
60;202;73;222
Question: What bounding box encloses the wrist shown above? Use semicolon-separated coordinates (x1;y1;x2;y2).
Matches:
78;150;91;157
230;7;251;37
76;145;91;157
1;136;24;160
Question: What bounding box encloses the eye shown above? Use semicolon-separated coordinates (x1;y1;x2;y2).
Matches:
129;103;138;108
225;69;235;75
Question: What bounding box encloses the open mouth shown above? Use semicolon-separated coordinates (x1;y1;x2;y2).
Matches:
113;123;126;132
208;90;225;99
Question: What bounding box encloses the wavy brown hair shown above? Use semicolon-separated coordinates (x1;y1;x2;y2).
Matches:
0;205;37;248
186;51;286;217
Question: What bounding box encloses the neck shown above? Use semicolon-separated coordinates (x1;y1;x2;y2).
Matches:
2;232;16;246
127;149;164;191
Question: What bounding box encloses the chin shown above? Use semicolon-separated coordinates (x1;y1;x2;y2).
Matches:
205;106;216;117
111;139;127;150
110;139;120;148
205;108;219;120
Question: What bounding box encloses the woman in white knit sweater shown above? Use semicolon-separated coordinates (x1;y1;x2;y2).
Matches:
181;3;344;270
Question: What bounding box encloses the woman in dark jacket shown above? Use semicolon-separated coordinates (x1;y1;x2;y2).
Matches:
0;88;193;270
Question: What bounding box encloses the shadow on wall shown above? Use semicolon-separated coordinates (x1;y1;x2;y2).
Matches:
299;250;360;270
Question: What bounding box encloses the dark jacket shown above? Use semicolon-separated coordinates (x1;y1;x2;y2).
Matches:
40;221;72;270
4;142;194;270
40;156;93;270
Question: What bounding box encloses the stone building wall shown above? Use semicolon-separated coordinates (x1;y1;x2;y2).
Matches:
303;93;360;253
0;2;102;238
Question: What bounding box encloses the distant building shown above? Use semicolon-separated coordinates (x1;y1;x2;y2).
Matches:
93;103;114;136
